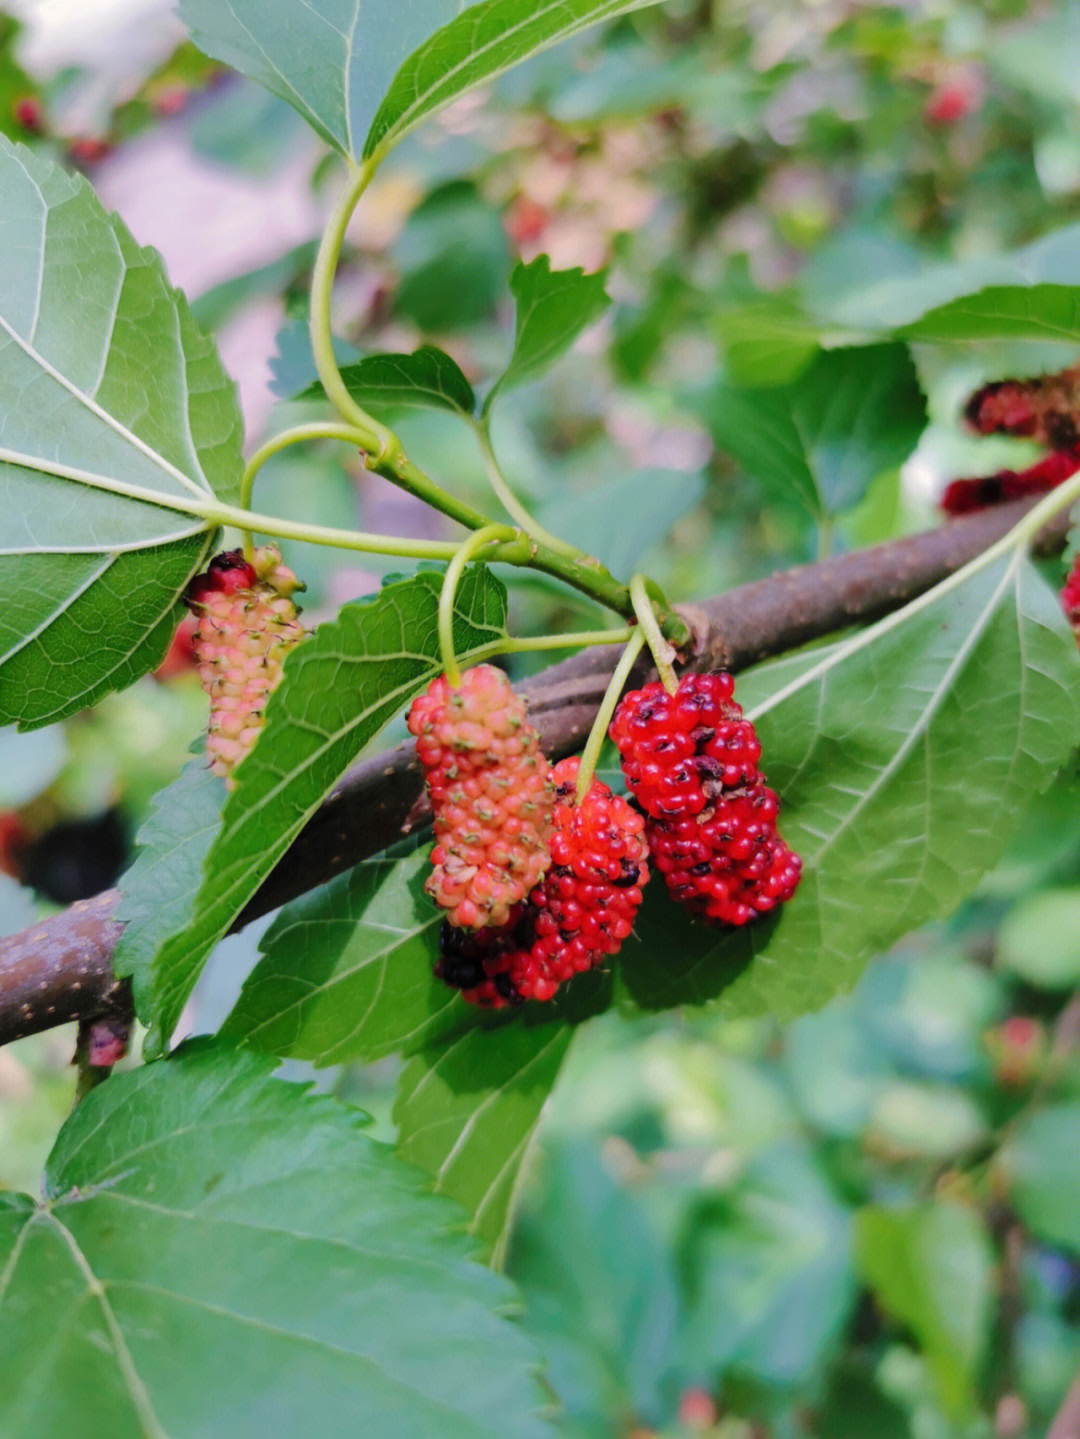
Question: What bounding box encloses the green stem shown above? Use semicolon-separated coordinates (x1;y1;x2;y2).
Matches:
439;525;524;685
309;160;398;461
500;627;634;652
575;629;646;804
471;418;582;557
630;573;678;693
238;420;373;560
239;421;371;512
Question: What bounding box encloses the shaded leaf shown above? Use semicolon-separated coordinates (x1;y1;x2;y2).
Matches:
536;467;706;580
113;759;227;1015
133;567;508;1054
0;138;241;725
855;1203;994;1417
178;0;458;160
692;344;925;519
509;1141;679;1431
997;1104;1080;1254
395;1017;574;1261
299;346;476;416
0;1043;548;1439
678;1144;855;1390
487;257;611;406
364;0;663;158
394;182;510;331
618;551;1080;1023
222;847;456;1063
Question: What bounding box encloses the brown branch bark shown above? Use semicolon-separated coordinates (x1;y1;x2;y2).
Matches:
0;497;1067;1047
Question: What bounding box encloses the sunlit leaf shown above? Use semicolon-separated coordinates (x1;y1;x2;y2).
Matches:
0;138;241;725
0;1044;548;1439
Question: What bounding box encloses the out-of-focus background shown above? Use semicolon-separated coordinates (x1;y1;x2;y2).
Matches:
5;2;1080;1434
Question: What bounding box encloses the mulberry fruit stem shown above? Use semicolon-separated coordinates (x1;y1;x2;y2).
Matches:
238;419;376;562
471;416;583;559
310;158;399;465
575;627;646;805
630;573;679;695
439;524;528;686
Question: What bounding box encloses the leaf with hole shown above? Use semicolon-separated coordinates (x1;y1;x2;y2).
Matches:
0;1044;548;1439
0;138;242;726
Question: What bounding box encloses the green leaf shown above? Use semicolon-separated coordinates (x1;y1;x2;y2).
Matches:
854;1203;994;1417
395;1017;574;1261
299;346;476;416
224;850;599;1259
618;551;1080;1023
509;1141;679;1430
222;847;456;1064
808;221;1080;343
177;0;459;160
692;344;925;519
136;567;508;1054
996;889;1080;989
112;759;227;1019
536;466;706;580
997;1104;1080;1254
0;1044;548;1439
0;138;242;726
487;256;611;406
679;1145;855;1390
363;0;663;159
394;182;510;332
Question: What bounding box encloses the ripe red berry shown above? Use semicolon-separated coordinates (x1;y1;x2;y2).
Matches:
408;665;555;930
608;672;760;819
437;757;650;1006
12;96;43;132
1061;555;1080;637
611;672;802;927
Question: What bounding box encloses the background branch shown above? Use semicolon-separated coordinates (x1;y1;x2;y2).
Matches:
0;497;1066;1048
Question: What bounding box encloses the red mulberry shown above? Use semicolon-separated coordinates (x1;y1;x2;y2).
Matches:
407;665;555;929
612;672;801;927
185;546;305;784
437;757;650;1006
1061;555;1080;638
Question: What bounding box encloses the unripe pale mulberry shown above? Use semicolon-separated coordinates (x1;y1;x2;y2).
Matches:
185;546;305;784
407;664;555;929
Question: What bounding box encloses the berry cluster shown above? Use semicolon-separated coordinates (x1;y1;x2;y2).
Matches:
436;758;649;1006
611;673;801;926
185;546;304;784
407;665;555;929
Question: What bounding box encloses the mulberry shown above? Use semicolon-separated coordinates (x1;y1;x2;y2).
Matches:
611;672;801;927
1061;555;1080;637
608;672;760;819
437;758;650;1006
407;665;555;929
185;546;304;783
